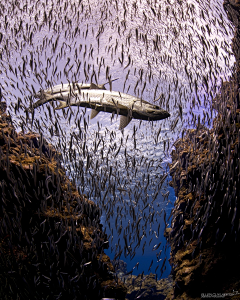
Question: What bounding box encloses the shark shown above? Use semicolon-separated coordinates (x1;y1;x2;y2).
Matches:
33;82;170;130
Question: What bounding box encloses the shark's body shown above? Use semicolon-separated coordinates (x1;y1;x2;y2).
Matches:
33;82;170;130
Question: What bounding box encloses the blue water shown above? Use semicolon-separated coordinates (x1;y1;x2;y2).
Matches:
102;177;175;279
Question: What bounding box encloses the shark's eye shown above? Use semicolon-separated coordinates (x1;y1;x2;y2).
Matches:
154;105;160;109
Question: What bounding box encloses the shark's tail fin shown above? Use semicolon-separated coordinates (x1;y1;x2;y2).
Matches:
33;91;57;108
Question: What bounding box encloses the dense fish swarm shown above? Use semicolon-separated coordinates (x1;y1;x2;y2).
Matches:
0;104;126;299
0;0;238;299
166;1;240;299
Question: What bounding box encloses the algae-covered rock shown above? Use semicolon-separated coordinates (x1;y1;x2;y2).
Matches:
0;103;126;300
124;273;173;300
166;4;240;298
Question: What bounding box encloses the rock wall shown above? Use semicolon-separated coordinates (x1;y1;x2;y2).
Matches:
166;2;240;299
0;104;126;299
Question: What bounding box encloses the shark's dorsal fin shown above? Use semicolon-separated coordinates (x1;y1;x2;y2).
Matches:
55;101;68;110
98;84;106;90
119;115;132;130
90;83;100;90
90;109;100;119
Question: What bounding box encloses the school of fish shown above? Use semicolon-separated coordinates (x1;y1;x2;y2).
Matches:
0;0;236;298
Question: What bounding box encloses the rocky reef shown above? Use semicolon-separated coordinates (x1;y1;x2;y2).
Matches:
166;1;240;299
124;274;173;300
113;260;174;299
0;103;126;299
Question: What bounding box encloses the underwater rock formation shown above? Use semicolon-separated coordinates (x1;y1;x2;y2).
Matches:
166;2;240;299
0;103;126;299
113;260;174;299
124;273;173;300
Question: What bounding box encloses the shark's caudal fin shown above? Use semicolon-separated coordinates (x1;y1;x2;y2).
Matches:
119;115;132;130
33;92;56;108
90;109;100;119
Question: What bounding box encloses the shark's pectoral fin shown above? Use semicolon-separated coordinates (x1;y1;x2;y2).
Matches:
90;108;100;119
55;101;68;110
119;115;132;130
